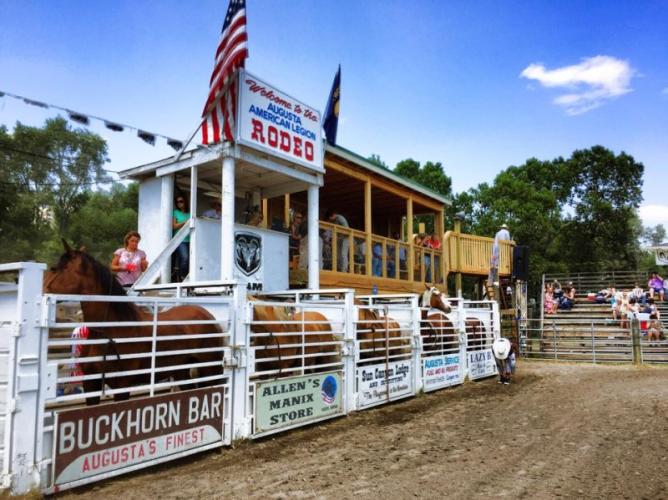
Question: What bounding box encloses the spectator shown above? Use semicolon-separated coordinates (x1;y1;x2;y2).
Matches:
372;242;383;277
489;223;511;286
428;233;441;250
647;272;665;302
643;297;660;319
629;283;646;305
202;200;221;219
325;209;350;272
111;231;148;288
289;212;304;259
647;315;663;342
544;284;555;314
172;195;190;281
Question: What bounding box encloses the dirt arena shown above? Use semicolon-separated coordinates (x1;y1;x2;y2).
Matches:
58;362;668;499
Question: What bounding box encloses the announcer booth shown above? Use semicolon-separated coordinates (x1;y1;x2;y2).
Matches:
120;69;325;294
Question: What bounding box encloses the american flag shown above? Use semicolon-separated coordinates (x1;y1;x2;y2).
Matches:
202;0;248;145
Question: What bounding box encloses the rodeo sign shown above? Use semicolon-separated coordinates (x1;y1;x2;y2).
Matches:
236;69;324;172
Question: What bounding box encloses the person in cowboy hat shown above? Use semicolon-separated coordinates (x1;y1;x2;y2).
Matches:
492;337;517;384
489;223;511;286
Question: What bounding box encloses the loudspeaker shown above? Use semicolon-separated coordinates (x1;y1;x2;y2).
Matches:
512;245;529;281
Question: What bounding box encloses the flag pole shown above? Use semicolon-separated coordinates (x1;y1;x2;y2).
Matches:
172;121;203;162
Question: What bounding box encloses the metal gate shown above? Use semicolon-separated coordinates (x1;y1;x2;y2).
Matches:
354;295;418;410
41;291;235;493
463;300;499;380
420;297;466;392
246;290;349;437
0;262;504;495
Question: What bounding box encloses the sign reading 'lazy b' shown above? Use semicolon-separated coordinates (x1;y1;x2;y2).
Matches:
237;69;323;172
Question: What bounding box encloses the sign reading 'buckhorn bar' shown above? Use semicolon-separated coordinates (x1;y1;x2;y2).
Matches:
53;386;224;486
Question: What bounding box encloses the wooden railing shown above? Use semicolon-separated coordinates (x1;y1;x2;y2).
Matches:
443;231;514;277
319;222;443;283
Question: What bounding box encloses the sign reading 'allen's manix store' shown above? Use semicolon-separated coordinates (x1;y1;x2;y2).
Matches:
53;387;224;486
255;372;342;433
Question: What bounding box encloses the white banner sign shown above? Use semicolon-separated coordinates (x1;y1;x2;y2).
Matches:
357;360;413;408
652;247;668;266
422;353;463;392
467;348;497;380
237;69;323;172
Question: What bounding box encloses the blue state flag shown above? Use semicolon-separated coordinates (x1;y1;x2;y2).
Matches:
323;65;341;145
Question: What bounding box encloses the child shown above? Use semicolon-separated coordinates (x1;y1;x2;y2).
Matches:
647;316;663;342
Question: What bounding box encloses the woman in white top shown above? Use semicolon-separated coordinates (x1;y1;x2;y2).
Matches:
111;231;148;287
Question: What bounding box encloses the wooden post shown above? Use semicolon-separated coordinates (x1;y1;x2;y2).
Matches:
407;197;414;282
436;209;445;285
261;198;268;228
284;193;290;228
631;317;642;365
365;179;372;276
453;217;462;295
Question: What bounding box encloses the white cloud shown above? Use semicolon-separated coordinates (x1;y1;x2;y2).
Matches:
520;55;635;115
639;204;668;228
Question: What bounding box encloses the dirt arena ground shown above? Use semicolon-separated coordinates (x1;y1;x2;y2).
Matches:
58;361;668;499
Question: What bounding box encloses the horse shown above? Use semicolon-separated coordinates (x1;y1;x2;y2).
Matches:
43;241;225;405
465;316;491;351
355;299;411;362
418;285;457;354
249;298;339;377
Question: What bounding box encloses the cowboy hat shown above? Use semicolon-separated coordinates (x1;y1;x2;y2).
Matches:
500;223;508;229
492;337;511;360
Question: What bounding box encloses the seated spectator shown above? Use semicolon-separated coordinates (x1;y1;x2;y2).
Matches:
201;200;221;219
643;297;660;319
595;287;613;304
647;272;665;302
544;284;555;314
565;282;576;300
647;315;663;342
429;233;441;250
629;284;646;305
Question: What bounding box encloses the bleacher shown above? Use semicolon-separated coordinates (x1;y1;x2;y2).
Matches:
527;271;668;363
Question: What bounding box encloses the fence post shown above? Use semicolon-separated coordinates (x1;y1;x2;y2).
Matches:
2;263;46;494
552;319;557;360
631;317;642;365
591;320;596;364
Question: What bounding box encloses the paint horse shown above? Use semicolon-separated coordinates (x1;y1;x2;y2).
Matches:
355;299;412;362
44;241;225;405
250;299;339;377
418;286;457;354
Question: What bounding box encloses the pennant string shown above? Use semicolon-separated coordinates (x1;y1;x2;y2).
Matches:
1;89;187;150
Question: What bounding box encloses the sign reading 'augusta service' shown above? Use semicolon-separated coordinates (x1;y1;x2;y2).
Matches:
237;69;324;172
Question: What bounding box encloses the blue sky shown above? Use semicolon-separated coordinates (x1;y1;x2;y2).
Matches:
1;0;667;227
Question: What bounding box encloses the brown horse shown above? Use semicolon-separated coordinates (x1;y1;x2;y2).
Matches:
250;299;339;377
355;300;411;362
419;286;457;354
44;241;225;405
465;317;490;351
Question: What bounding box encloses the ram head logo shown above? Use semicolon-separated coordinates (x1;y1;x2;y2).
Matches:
235;232;262;276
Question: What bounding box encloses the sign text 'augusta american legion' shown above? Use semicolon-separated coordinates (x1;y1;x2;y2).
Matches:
237;69;323;171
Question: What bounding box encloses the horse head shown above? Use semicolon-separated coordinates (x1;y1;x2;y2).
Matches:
421;285;452;314
44;240;127;297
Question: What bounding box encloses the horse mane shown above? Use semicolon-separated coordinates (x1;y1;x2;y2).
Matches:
56;249;141;321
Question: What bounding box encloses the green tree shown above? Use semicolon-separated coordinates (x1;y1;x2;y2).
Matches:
642;224;666;247
62;183;139;264
0;118;110;262
560;146;644;270
394;158;453;234
367;153;389;169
